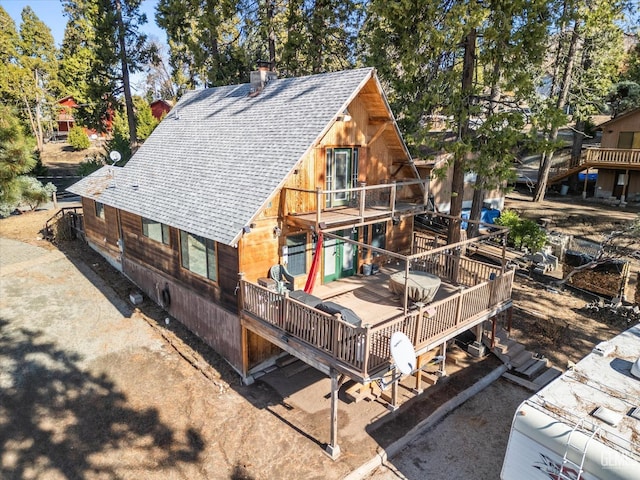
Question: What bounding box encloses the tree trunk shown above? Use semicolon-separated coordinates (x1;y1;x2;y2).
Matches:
448;28;477;244
533;19;581;203
115;0;138;151
267;0;276;67
467;185;485;238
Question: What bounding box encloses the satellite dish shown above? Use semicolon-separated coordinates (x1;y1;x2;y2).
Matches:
109;151;121;163
390;332;416;375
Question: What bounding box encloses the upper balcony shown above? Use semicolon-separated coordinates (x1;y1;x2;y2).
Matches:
282;180;430;231
549;147;640;184
239;226;513;384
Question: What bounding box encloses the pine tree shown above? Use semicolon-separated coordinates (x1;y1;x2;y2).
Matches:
11;7;61;153
533;0;628;202
362;0;549;242
0;105;36;215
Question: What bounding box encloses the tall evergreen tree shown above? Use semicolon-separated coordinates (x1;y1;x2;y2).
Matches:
533;0;628;202
62;0;153;150
362;0;549;242
59;0;97;104
0;105;36;214
11;7;60;153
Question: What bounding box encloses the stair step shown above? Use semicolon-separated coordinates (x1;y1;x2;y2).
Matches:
276;354;298;368
510;350;534;368
533;366;563;387
515;357;539;374
521;358;548;378
502;372;539;391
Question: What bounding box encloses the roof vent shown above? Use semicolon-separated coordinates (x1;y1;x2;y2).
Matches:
592;406;623;426
631;357;640;379
592;341;614;356
250;60;277;95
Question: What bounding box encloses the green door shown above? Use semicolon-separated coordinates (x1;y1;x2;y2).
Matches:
323;229;358;283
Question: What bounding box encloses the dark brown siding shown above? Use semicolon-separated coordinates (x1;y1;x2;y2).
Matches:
120;210;239;313
81;197;121;263
123;258;243;371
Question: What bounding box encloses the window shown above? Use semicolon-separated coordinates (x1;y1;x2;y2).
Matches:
325;147;359;207
95;201;105;219
617;132;640;149
180;231;217;281
286;234;307;276
142;217;170;245
363;222;386;258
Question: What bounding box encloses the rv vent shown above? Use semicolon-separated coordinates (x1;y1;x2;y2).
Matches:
629;407;640;421
592;406;623;426
592;341;614;356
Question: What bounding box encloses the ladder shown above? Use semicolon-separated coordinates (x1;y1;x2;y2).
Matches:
558;418;601;480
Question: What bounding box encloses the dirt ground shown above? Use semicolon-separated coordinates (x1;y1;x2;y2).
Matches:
1;183;638;478
41;141;105;176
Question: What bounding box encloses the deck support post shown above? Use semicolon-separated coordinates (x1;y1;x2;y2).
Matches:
386;374;399;411
438;342;447;377
413;354;423;394
326;368;341;460
491;316;497;349
582;167;589;199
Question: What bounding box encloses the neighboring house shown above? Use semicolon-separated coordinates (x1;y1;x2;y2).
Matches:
68;67;514;457
150;99;172;121
549;108;640;204
56;96;77;135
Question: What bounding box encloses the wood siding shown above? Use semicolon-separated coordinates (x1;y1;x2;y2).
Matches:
120;210;239;313
600;110;640;148
81;197;121;264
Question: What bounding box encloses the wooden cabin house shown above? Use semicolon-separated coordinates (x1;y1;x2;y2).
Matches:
549;108;640;204
68;68;514;457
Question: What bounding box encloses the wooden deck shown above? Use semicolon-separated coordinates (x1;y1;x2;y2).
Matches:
240;253;514;383
549;147;640;184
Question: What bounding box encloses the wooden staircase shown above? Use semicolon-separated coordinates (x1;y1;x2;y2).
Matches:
483;325;562;391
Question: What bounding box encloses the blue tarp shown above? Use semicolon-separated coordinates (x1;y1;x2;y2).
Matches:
461;208;501;230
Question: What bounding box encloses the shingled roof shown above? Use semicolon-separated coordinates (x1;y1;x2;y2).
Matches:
68;67;377;246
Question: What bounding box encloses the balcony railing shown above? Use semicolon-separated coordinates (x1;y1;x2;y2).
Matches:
585;147;640;165
240;266;514;381
283;180;429;227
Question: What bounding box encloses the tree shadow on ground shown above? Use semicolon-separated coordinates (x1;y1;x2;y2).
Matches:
0;318;204;479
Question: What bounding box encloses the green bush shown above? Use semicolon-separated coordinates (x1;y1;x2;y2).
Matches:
495;209;547;252
68;126;90;150
17;176;57;211
77;155;104;176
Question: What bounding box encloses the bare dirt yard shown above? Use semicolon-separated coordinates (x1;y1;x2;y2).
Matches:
1;187;638;479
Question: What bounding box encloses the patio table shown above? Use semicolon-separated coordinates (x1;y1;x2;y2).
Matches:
388;270;441;303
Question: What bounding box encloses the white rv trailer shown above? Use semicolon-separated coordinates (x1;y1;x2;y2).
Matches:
501;323;640;480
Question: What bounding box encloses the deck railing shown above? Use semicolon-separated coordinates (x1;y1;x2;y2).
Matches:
585;147;640;165
241;267;514;380
283;179;429;223
409;252;502;287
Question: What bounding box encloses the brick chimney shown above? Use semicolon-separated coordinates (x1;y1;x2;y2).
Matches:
250;60;277;95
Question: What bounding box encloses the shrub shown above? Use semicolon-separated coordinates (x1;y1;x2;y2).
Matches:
68;126;90;150
77;155;105;176
495;209;546;252
17;176;57;211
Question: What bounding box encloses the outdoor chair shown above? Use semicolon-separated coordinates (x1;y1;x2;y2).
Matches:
269;264;295;293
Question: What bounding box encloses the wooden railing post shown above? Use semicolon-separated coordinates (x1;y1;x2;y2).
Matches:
361;325;371;378
316;188;322;227
359;182;366;221
455;290;464;326
390;181;397;217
